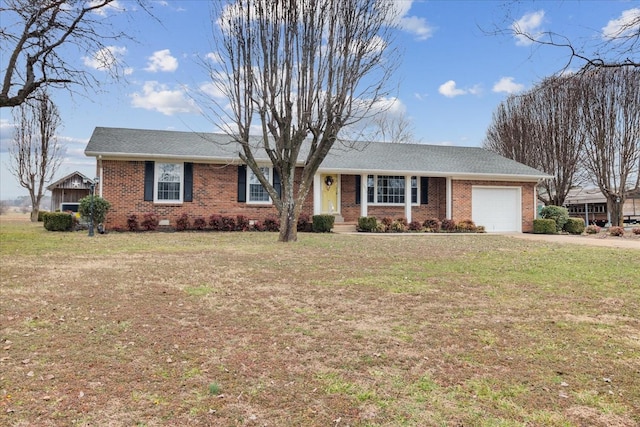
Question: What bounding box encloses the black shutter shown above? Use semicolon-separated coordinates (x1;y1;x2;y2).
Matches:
355;175;361;204
420;177;429;205
144;161;154;201
237;165;247;202
273;169;281;198
184;163;193;202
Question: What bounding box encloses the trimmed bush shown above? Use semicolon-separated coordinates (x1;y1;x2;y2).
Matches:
358;216;378;232
585;224;600;235
423;218;441;232
127;214;139;231
633;227;640;235
564;217;585;235
252;220;266;232
456;219;477;233
297;213;313;232
193;217;207;230
209;214;223;231
141;213;159;231
312;214;335;233
264;215;280;232
37;211;47;222
43;212;75;231
441;218;457;232
390;219;406;232
408;220;423;231
540;205;569;232
176;213;190;231
236;215;250;231
533;218;557;234
609;226;624;237
79;195;111;225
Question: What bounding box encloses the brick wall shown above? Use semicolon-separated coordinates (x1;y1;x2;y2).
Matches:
101;160;313;230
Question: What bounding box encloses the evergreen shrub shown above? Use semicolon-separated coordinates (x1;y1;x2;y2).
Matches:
533;218;556;234
312;215;334;233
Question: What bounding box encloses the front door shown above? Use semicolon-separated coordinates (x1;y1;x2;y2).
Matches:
321;174;339;214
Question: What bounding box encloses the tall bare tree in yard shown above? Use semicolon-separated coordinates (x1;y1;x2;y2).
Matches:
9;90;63;222
0;0;149;108
580;67;640;227
206;0;399;242
484;75;585;206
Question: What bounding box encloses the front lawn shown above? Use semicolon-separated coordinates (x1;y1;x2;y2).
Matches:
1;219;639;426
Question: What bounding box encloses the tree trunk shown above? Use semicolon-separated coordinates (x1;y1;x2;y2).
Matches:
278;200;299;242
30;208;39;222
608;196;624;227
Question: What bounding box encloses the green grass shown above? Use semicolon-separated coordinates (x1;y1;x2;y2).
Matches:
1;219;639;426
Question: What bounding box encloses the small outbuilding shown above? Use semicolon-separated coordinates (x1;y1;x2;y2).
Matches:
47;171;95;214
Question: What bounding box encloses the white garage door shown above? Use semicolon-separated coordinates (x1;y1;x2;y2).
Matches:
472;187;521;232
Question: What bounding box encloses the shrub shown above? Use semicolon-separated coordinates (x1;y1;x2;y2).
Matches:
585;224;600;234
423;218;441;232
533;218;557;234
381;217;393;228
358;216;378;232
375;223;387;233
236;215;250;231
476;225;486;233
456;219;477;233
609;226;624;237
408;220;423;231
193;217;207;230
312;214;335;233
221;216;236;231
633;227;640;235
252;220;266;232
297;213;313;232
127;214;139;231
37;211;47;222
209;214;223;231
264;215;280;232
141;213;159;231
390;219;406;232
441;218;457;232
539;205;569;233
564;217;585;235
43;212;74;231
78;196;111;225
175;213;190;231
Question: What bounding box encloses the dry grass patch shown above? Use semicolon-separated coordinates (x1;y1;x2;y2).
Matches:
1;219;639;426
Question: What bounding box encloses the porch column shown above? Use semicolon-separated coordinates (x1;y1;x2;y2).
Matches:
313;174;321;216
405;175;412;222
360;174;368;218
446;177;452;219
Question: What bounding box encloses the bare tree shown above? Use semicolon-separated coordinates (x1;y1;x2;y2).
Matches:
580;67;640;227
371;110;415;143
0;0;149;108
484;75;585;206
205;0;400;242
9;90;63;222
508;8;639;71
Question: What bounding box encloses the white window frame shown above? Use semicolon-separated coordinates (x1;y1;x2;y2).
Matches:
247;166;273;204
154;162;183;204
367;174;419;205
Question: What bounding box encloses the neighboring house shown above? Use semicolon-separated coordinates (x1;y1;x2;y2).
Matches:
84;127;549;232
564;187;640;226
47;171;95;215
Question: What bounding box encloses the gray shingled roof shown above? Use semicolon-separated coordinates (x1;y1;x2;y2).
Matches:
85;127;548;180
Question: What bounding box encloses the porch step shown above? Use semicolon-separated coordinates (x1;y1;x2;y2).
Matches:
332;222;357;233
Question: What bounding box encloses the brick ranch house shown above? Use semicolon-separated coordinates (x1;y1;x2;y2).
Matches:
84;127;549;233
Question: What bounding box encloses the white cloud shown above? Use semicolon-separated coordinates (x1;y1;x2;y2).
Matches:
88;0;125;16
206;52;223;63
145;49;179;73
492;77;525;94
602;8;640;40
512;10;545;46
83;46;127;71
400;15;435;41
130;81;200;115
438;80;481;98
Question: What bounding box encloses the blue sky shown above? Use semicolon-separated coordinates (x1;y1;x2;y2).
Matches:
1;0;638;200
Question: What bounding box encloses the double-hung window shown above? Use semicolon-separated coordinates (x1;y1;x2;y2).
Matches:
248;166;272;203
155;162;183;203
366;175;418;204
